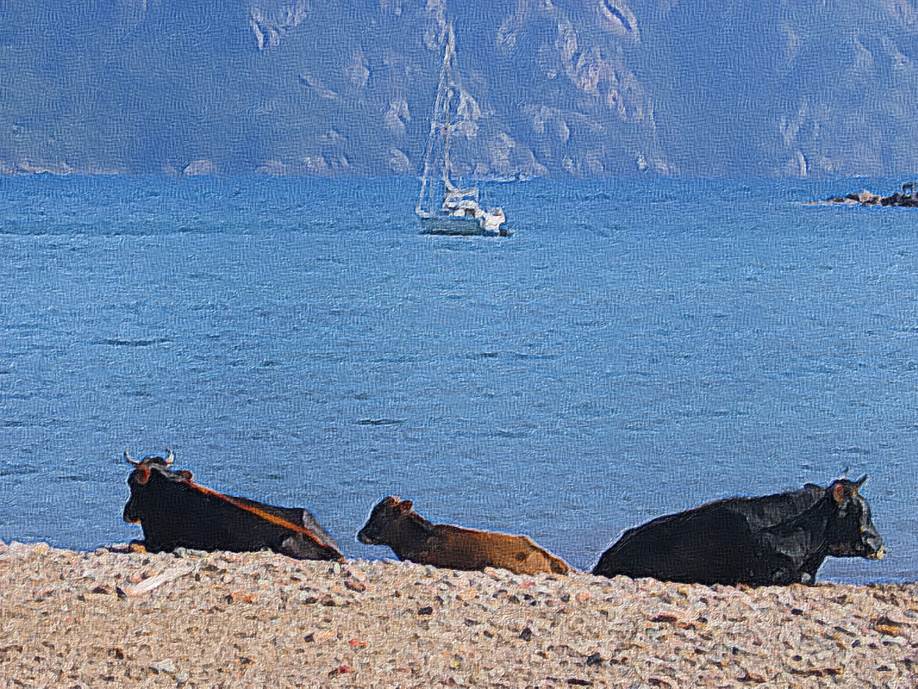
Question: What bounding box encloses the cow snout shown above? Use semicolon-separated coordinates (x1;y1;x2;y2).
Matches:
864;532;885;560
856;520;885;559
356;528;377;545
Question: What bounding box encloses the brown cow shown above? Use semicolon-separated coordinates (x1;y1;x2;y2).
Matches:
357;496;571;575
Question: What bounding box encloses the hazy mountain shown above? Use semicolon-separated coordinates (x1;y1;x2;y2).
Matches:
1;0;917;177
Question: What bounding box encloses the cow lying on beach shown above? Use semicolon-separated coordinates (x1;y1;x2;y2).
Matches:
357;496;571;575
592;477;884;586
123;450;343;561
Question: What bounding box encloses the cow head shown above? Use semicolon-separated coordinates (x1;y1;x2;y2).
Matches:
825;475;885;560
357;496;414;545
122;449;190;524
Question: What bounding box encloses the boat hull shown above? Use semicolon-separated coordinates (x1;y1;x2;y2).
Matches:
418;215;508;237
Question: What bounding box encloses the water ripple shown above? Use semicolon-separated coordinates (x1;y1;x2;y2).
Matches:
95;337;172;348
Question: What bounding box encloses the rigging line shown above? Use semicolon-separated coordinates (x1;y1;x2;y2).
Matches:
417;22;455;215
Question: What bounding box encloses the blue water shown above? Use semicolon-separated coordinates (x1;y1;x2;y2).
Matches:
1;175;916;583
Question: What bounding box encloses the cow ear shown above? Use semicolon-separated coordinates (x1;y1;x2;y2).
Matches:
831;482;846;505
398;500;413;513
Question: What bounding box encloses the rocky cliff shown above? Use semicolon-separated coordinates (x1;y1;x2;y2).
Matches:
1;0;917;177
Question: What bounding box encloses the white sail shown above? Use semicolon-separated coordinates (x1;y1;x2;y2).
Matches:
416;24;454;218
416;22;508;237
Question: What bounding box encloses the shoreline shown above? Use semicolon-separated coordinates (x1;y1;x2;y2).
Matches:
1;541;915;688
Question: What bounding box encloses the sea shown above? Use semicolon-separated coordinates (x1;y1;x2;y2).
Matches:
1;175;916;583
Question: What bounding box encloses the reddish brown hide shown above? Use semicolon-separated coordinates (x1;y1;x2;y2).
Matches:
358;496;571;575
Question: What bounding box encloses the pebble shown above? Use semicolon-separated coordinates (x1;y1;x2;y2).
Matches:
0;545;913;688
344;578;367;593
150;659;177;675
345;567;367;582
457;587;477;602
305;630;336;644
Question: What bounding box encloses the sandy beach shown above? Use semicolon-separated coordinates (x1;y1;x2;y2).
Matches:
0;540;914;688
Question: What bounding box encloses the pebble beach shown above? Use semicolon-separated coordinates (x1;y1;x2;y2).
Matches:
0;541;915;688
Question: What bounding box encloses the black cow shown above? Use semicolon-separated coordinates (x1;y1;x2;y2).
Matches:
123;450;343;561
592;477;884;586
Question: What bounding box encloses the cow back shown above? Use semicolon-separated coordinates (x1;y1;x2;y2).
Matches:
427;526;570;575
135;476;340;560
225;495;339;548
719;485;825;532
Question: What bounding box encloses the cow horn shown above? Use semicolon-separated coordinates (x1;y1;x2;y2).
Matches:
163;448;174;466
124;449;140;466
854;474;868;489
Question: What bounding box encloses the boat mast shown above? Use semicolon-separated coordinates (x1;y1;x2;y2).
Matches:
441;25;456;194
416;22;456;216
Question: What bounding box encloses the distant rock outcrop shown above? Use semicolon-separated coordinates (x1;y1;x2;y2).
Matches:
824;184;918;207
182;160;216;176
0;160;127;176
387;148;412;174
255;159;290;176
249;0;309;51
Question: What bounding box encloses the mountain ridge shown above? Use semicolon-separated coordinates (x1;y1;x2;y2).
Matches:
1;0;917;177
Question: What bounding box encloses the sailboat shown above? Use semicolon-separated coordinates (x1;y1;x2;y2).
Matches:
416;23;510;237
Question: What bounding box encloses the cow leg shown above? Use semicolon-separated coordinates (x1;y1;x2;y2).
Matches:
277;535;310;560
278;535;341;561
128;540;148;554
767;567;802;585
798;560;823;585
